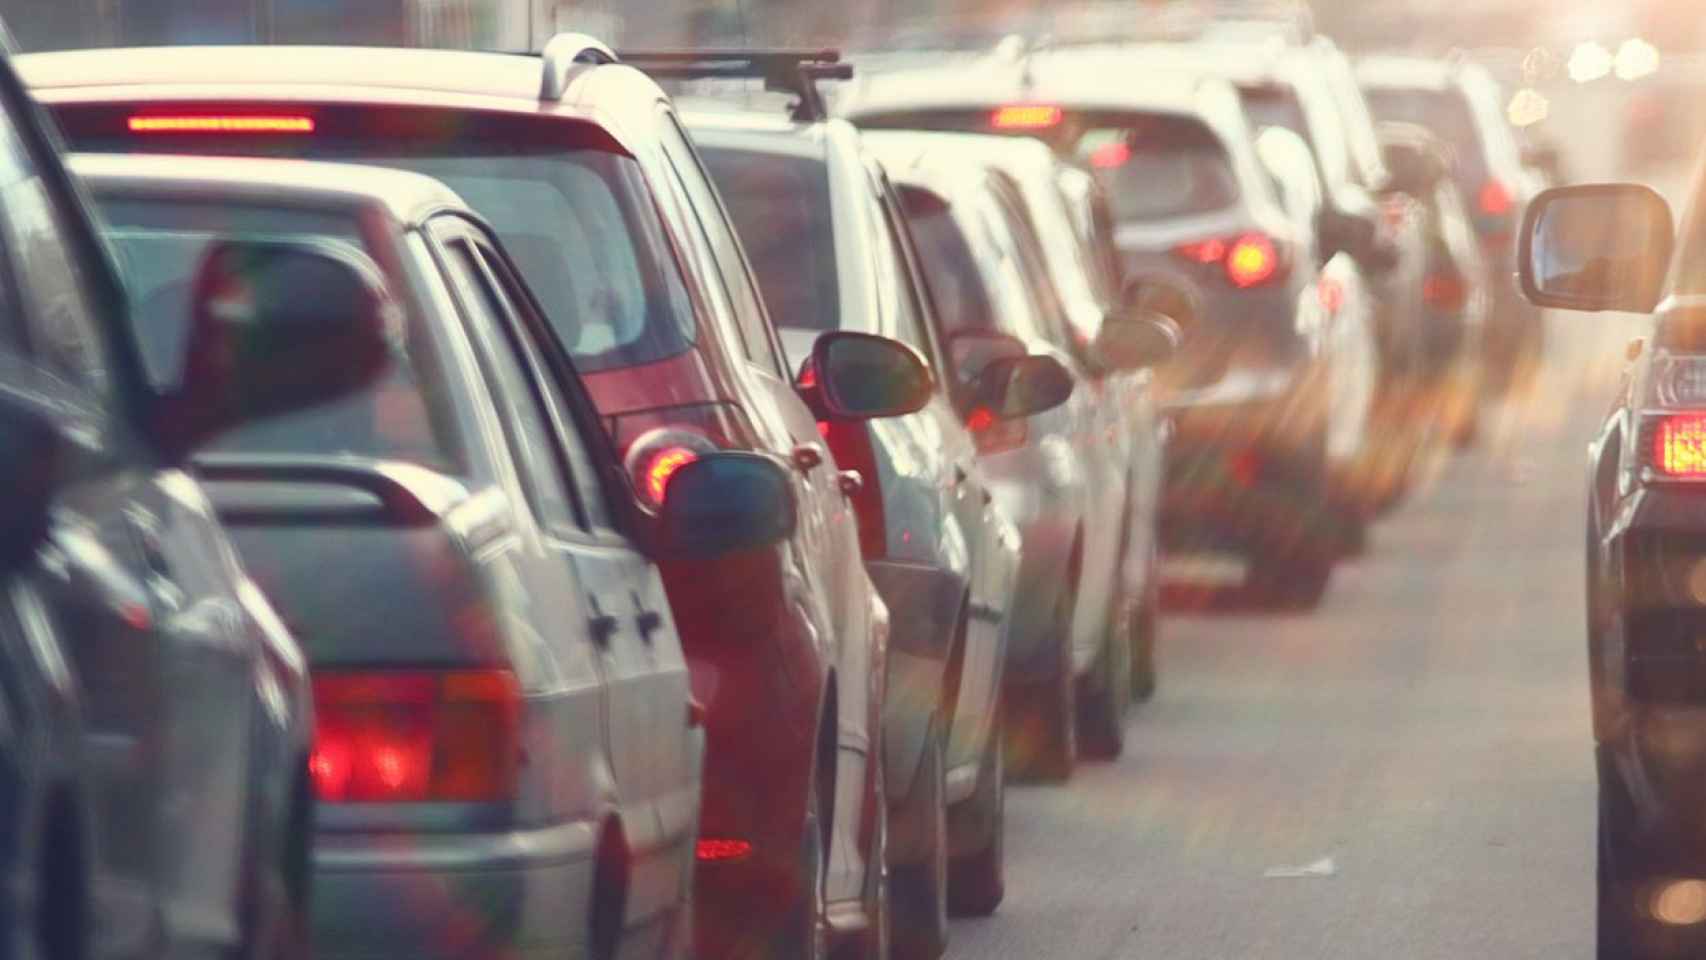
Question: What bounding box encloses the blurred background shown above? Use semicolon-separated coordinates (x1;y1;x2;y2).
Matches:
5;0;1703;188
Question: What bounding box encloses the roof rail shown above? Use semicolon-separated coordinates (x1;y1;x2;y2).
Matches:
618;49;853;123
539;32;618;101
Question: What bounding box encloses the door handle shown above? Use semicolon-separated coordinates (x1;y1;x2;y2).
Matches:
633;591;664;644
791;442;825;473
837;470;863;497
587;595;618;649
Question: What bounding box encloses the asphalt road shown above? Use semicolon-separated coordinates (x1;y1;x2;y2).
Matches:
947;310;1644;960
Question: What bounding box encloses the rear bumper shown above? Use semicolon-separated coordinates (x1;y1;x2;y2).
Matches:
311;820;600;960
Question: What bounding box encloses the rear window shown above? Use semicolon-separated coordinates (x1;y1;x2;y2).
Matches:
1364;87;1487;188
698;145;841;332
92;195;464;471
57;105;697;374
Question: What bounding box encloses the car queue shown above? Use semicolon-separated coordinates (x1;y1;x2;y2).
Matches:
0;15;1552;960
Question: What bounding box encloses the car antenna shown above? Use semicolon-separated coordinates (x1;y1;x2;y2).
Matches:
618;49;854;123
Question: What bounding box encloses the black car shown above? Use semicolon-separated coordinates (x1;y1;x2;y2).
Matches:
1519;179;1706;958
0;26;377;960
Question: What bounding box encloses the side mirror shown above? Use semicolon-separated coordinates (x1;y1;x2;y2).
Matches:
1519;183;1673;313
970;354;1075;420
1095;310;1181;371
162;238;395;459
0;394;73;571
658;452;797;558
813;331;934;420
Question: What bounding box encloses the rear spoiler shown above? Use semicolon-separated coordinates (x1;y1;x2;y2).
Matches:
618;48;853;123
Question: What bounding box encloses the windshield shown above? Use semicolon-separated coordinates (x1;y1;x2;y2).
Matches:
59;107;697;373
699;145;842;332
94;195;463;470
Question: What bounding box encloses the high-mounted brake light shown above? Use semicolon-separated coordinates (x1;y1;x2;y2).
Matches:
1478;180;1514;217
128;114;315;134
991;104;1063;130
1225;234;1279;288
310;670;522;804
1653;413;1706;479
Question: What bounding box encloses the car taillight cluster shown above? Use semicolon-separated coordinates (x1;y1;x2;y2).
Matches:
310;670;522;803
1173;233;1284;289
613;404;749;510
1651;413;1706;479
1477;180;1514;218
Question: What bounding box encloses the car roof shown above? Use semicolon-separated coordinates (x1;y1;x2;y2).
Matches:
681;101;832;158
69;152;465;226
17;43;668;155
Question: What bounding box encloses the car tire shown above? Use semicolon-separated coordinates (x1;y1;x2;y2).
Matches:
1006;586;1077;783
1077;584;1131;760
889;729;948;960
947;696;1005;918
1597;759;1683;960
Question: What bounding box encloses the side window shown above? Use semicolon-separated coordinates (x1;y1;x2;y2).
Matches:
439;237;580;531
0;110;110;398
867;178;932;357
475;238;618;533
656;113;785;376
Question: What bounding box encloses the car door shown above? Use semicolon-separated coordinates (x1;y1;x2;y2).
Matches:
0;98;255;955
652;111;874;903
432;218;695;915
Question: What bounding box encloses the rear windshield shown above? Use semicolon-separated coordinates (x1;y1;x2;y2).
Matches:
1239;82;1343;191
698;145;841;332
857;108;1238;223
92;195;464;471
58;105;697;374
1364;87;1487;187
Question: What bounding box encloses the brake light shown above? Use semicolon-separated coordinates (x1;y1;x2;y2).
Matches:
641;447;699;505
1423;272;1469;312
1653;413;1706;478
697;839;753;863
1226;234;1279;288
1088;141;1132;169
967;405;1027;455
991;104;1063;130
616;412;735;511
1173;238;1228;265
310;670;522;803
128;114;315;134
1478;180;1515;217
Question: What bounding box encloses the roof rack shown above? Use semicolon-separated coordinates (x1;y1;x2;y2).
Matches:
539;32;618;101
618;49;853;123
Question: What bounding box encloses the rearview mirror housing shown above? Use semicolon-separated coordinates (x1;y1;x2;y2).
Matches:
158;238;396;460
658;452;797;558
813;331;934;420
1519;183;1673;313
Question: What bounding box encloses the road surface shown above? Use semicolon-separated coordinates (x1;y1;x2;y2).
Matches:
947;310;1641;960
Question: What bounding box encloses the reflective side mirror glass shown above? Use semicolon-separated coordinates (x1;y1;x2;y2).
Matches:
813;331;934;420
1519;184;1673;313
658;452;797;558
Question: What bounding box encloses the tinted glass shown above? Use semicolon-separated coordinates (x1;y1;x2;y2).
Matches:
1078;130;1239;222
902;188;1000;338
60;106;698;373
700;145;842;333
94;195;462;470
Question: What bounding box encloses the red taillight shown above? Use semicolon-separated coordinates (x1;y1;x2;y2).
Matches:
128;114;315;134
620;425;721;510
697;838;753;863
642;446;699;505
991;104;1063;130
1653;413;1706;478
1423;272;1469;312
1317;277;1346;315
310;670;522;803
1478;180;1515;217
1088;141;1132;169
967;406;1027;455
1174;233;1283;289
1225;234;1279;289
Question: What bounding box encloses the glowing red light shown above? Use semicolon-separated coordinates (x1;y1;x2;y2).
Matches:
1478;180;1514;217
1654;414;1706;478
1317;277;1346;315
644;446;699;505
128;114;315;134
697;839;754;862
817;420;832;439
1230;450;1261;487
1225;234;1279;289
1089;141;1132;169
1173;238;1228;265
991;104;1063;129
797;361;818;388
1423;273;1468;311
308;737;352;801
966;407;997;432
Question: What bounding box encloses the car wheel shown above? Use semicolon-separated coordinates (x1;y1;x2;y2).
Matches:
1006;586;1077;782
1077;584;1131;760
947;696;1005;917
769;782;829;960
889;728;947;960
1597;760;1685;960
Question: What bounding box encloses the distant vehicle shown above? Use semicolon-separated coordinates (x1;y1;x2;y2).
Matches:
0;28;375;960
865;129;1177;778
29;39;908;960
1358;54;1547;394
1517;177;1706;959
843;43;1379;605
691;98;1048;948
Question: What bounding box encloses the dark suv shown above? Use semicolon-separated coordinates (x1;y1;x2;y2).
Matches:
24;37;915;960
0;26;373;960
